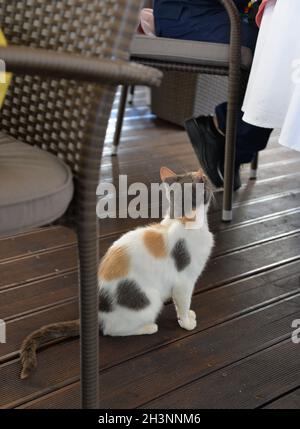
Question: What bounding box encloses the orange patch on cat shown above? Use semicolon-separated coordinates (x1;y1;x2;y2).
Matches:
143;229;167;258
180;214;196;225
98;245;129;281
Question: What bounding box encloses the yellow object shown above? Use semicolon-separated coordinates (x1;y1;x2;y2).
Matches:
0;29;12;108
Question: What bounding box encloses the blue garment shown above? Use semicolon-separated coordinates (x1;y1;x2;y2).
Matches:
154;0;256;51
154;0;272;165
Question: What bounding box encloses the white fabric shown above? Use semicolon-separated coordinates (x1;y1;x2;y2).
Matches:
242;0;300;151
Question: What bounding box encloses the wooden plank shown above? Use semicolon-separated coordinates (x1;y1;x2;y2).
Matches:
0;272;78;321
99;211;300;266
0;225;299;328
0;302;78;363
0;227;75;262
214;209;300;256
18;382;80;409
145;341;300;409
210;192;300;232
101;148;300;197
97;297;300;409
105;123;186;147
1;256;298;364
1;221;299;307
0;340;80;409
100;150;300;190
98;204;300;254
2;257;299;364
0;247;78;291
264;388;300;409
99;233;300;296
4;169;297;302
211;173;300;212
86;261;300;373
100;155;300;184
100;188;300;238
103;127;299;169
17;293;300;409
197;233;300;293
240;158;300;181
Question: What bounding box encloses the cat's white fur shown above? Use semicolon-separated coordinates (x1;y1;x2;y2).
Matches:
98;197;214;337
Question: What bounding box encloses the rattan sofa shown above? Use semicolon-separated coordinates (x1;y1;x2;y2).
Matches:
0;0;161;408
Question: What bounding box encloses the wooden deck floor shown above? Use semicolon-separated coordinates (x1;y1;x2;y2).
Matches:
1;87;300;409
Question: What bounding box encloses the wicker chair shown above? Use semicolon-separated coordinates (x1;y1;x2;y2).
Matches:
113;0;258;222
0;0;161;408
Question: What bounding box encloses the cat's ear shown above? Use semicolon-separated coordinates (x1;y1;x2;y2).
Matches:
194;169;204;182
160;167;177;182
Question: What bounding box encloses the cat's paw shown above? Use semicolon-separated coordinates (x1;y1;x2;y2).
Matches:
178;315;197;331
189;310;196;320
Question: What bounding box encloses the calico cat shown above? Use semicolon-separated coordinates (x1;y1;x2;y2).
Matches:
20;167;214;379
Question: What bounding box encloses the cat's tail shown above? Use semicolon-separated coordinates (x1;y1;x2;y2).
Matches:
20;320;80;380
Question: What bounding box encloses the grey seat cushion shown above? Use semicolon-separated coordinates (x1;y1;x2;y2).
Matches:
0;133;74;235
131;35;253;70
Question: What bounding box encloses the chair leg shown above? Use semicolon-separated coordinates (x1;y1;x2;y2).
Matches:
76;87;117;408
111;85;129;156
222;126;237;222
222;78;239;222
221;0;242;222
250;152;259;180
128;85;135;105
77;218;99;409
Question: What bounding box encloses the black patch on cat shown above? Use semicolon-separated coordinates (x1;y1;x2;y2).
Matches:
171;239;191;271
116;279;150;310
99;289;114;312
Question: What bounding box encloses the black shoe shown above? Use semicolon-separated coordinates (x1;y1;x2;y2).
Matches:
184;115;241;191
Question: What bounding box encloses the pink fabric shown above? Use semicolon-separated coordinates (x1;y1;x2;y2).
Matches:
137;8;155;36
256;0;273;26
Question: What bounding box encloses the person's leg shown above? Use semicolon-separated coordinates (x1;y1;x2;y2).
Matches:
156;8;273;188
183;20;272;188
202;16;272;163
216;102;273;165
212;19;272;166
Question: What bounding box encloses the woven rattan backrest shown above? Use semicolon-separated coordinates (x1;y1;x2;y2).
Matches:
0;0;141;173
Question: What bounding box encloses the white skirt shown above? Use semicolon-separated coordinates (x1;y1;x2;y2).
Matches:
242;0;300;151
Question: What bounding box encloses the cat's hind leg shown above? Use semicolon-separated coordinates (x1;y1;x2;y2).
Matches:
100;305;160;337
102;323;158;337
100;284;162;337
137;323;158;335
